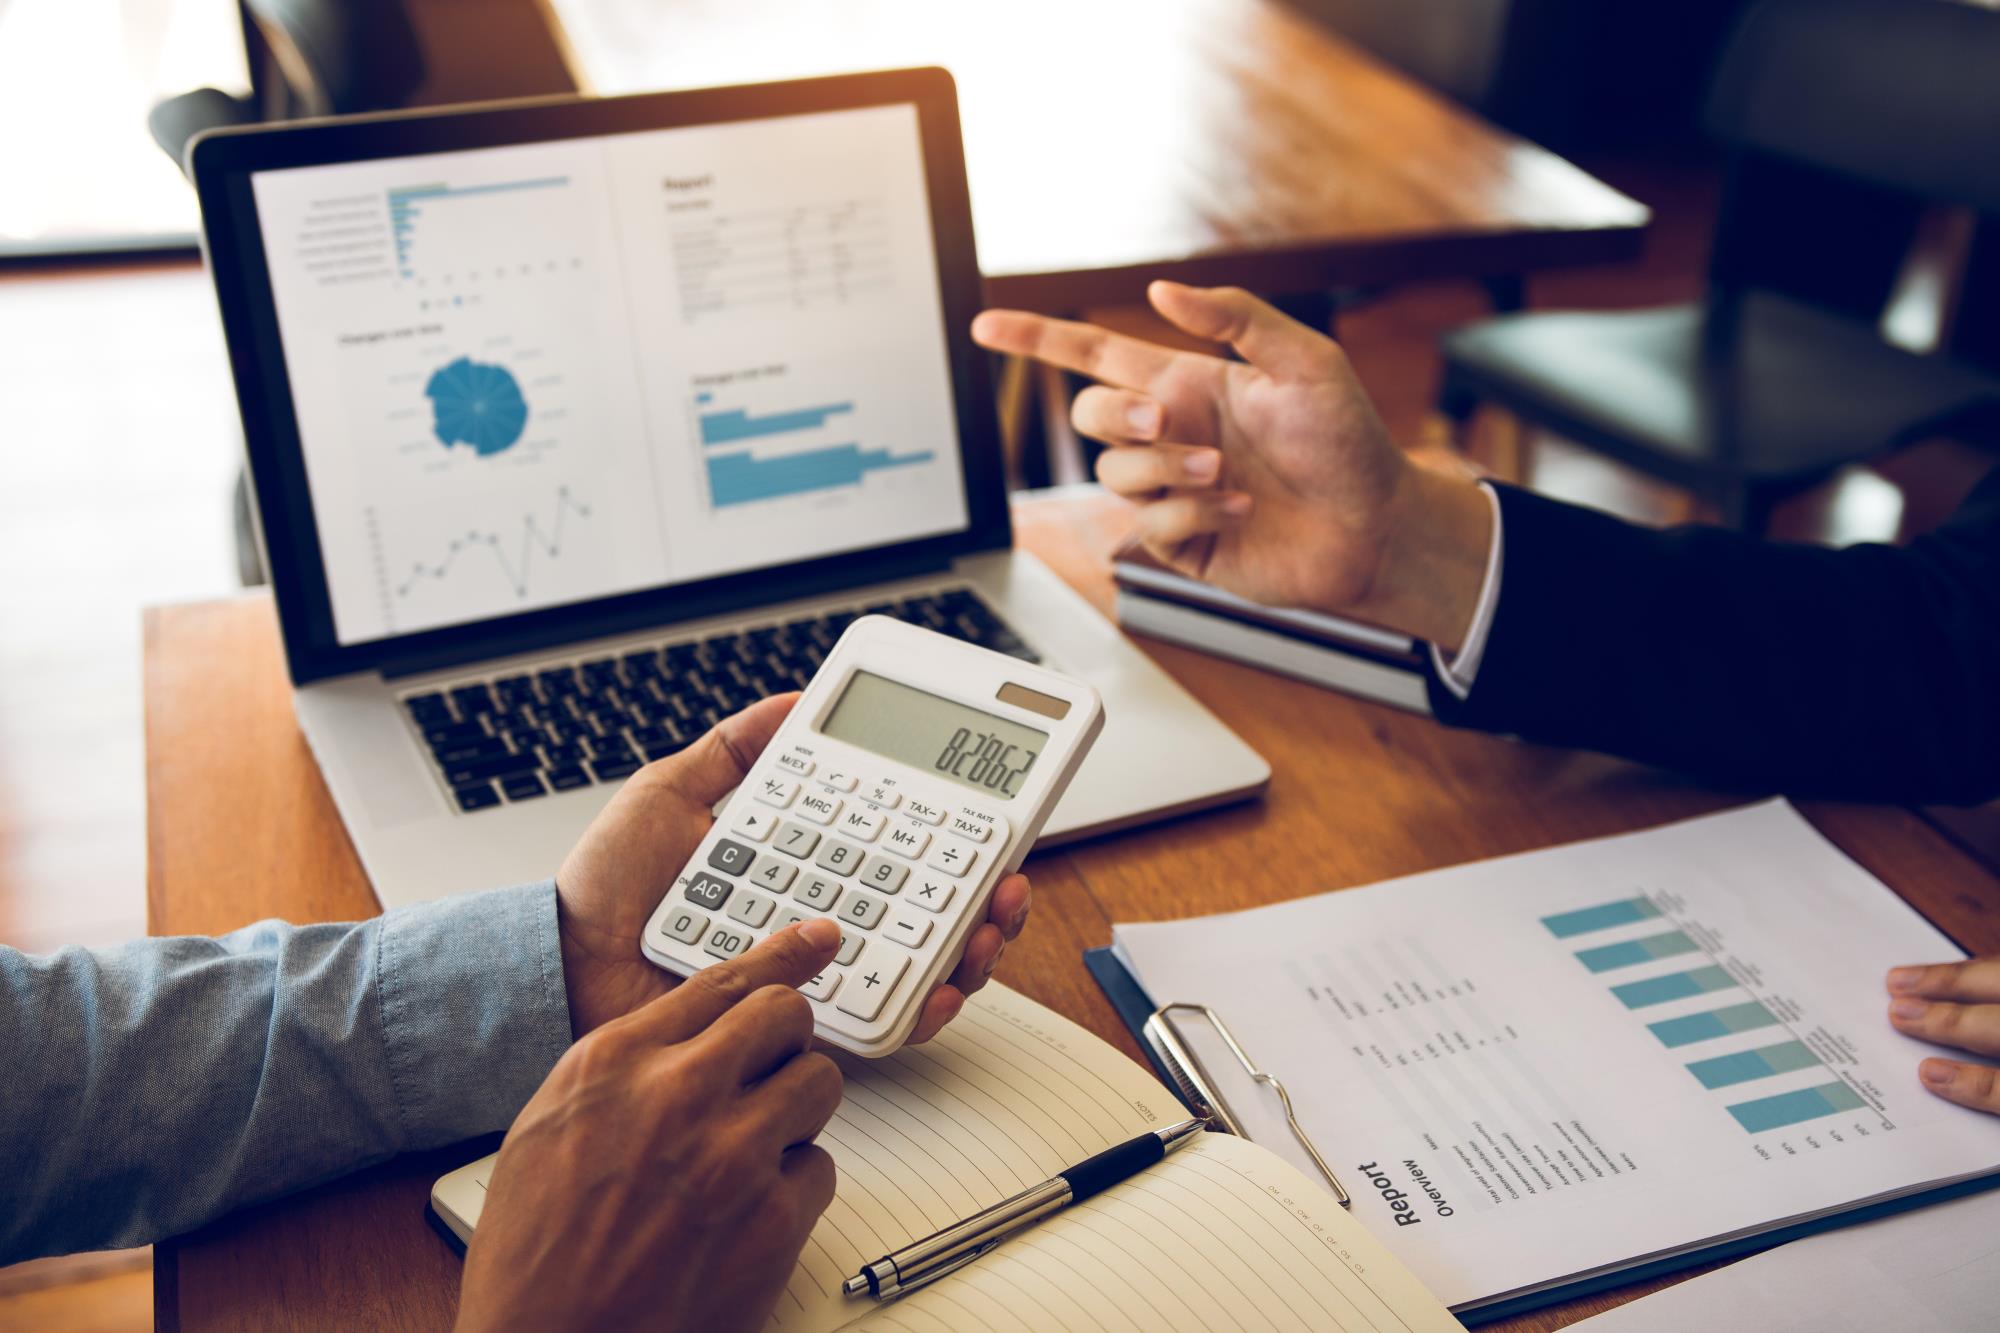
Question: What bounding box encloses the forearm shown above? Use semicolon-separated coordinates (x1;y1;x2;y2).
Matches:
0;882;573;1262
1430;482;2000;803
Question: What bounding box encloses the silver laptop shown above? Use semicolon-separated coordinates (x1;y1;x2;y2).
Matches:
190;69;1267;908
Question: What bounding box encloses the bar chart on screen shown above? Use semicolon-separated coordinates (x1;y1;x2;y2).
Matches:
688;380;940;511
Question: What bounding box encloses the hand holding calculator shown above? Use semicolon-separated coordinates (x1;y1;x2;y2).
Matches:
642;616;1104;1056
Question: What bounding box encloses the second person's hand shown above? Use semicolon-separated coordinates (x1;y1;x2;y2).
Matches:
972;282;1493;649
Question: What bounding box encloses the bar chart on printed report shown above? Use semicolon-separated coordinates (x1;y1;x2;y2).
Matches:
1544;895;1888;1142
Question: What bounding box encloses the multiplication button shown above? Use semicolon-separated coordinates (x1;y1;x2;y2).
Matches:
909;876;956;913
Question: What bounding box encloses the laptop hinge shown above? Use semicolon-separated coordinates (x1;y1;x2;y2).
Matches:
375;552;958;681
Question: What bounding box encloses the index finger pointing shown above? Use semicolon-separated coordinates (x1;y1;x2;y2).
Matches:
638;918;842;1044
971;309;1181;392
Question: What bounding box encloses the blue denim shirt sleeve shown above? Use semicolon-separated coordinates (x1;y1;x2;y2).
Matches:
0;881;573;1263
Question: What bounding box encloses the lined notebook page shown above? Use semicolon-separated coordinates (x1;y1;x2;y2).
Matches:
844;1133;1458;1333
776;984;1178;1332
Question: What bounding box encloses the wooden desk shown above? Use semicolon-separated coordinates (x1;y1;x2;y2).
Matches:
540;0;1650;310
147;491;2000;1330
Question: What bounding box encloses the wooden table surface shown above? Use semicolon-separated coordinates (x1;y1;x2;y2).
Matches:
146;489;2000;1330
540;0;1650;310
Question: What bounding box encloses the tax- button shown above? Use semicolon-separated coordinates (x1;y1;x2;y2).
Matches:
903;799;946;826
949;815;992;843
925;838;978;878
835;950;909;1022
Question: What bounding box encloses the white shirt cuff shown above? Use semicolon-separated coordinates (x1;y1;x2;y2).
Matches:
1429;481;1504;702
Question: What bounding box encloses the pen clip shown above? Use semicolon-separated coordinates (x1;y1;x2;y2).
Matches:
1143;1002;1351;1208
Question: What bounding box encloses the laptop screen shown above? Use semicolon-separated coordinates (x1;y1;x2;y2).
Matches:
245;103;970;648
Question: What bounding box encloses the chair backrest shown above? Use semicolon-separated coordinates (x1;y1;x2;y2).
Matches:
1701;0;2000;323
244;0;425;117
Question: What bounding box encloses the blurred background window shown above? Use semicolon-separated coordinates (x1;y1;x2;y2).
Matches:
0;0;249;256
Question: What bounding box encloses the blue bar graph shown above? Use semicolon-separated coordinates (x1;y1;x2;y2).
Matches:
1611;964;1738;1009
1576;930;1700;973
1688;1040;1821;1090
384;176;570;278
699;403;854;445
1728;1081;1865;1133
707;445;936;507
1543;897;1661;938
1649;1000;1780;1048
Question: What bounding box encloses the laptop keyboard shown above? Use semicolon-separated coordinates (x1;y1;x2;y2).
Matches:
400;588;1041;812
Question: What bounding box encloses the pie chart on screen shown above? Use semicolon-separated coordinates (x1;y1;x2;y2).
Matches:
425;355;528;457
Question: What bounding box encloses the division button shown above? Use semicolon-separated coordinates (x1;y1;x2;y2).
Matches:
925;838;977;879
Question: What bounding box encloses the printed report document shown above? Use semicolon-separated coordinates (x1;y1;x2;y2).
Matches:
1112;800;2000;1313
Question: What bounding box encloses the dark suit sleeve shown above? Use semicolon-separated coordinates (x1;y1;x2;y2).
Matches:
1428;468;2000;804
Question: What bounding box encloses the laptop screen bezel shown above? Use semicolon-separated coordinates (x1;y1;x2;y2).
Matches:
191;69;1010;685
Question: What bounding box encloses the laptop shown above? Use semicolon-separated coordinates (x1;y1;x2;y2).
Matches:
190;69;1268;909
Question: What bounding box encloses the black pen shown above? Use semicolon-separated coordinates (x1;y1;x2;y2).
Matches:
842;1117;1208;1303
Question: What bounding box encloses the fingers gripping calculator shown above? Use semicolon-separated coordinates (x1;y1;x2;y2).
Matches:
642;616;1104;1056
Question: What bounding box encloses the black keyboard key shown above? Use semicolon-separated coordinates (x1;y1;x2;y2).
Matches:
547;765;591;791
622;649;663;677
538;666;580;696
444;752;542;786
453;781;501;811
501;773;547;801
495;675;538;708
405;692;452;724
424;720;488;745
589;756;641;781
452;684;497;716
432;736;508;765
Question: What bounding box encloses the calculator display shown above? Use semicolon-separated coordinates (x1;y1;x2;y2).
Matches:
820;670;1047;800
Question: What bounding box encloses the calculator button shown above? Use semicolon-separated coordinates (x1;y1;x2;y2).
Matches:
773;822;822;859
702;924;753;960
903;798;947;825
801;970;840;1002
707;839;757;876
727;892;775;928
837;807;886;842
838;892;888;930
776;909;809;932
835;930;864;966
754;776;799;809
660;907;708;944
796;876;843;911
750;859;798;895
820;770;860;792
926;839;977;878
684;873;733;911
861;858;908;895
883;824;931;859
797;791;842;825
949;815;993;843
836;951;910;1022
814;840;866;877
883;909;932;949
775;752;815;778
731;807;777;843
861;783;901;809
909;876;957;913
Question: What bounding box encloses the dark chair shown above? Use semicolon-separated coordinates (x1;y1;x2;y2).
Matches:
1435;0;2000;532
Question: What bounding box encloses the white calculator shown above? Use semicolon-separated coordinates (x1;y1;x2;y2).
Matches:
641;616;1104;1056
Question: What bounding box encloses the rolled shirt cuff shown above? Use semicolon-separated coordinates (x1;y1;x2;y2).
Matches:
376;880;574;1148
1428;481;1505;701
